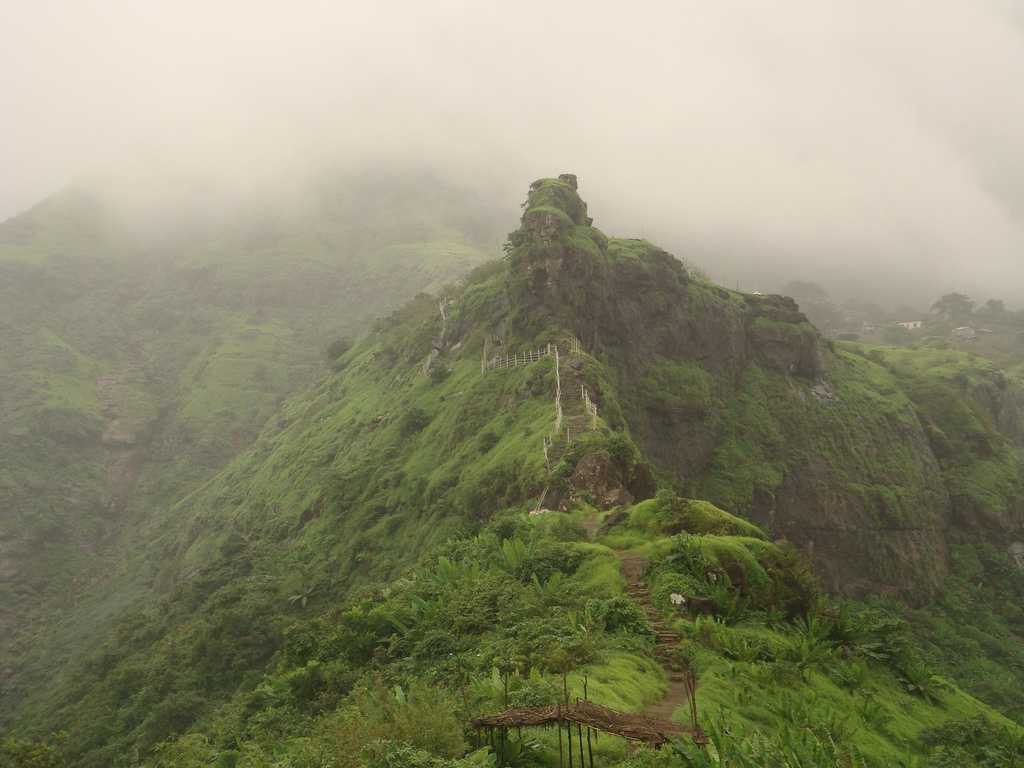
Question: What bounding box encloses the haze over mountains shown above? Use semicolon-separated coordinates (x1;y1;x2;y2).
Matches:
5;2;1024;766
5;1;1024;306
0;169;501;699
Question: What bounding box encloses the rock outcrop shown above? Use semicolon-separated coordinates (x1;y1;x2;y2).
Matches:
503;176;961;599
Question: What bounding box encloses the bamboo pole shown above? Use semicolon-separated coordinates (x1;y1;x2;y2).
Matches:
563;673;573;767
576;699;585;764
557;705;564;768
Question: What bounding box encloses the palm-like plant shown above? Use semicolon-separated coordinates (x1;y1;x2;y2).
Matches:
785;615;835;670
288;585;316;608
898;660;950;704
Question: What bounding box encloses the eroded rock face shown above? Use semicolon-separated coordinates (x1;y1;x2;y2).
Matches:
744;295;824;379
503;175;1020;599
569;451;634;509
509;179;825;385
762;447;951;601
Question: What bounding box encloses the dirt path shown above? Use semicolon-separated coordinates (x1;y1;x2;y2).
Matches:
616;552;692;723
581;514;601;541
582;512;693;723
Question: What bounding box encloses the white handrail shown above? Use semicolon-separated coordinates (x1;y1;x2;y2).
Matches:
554;347;563;432
483;336;584;372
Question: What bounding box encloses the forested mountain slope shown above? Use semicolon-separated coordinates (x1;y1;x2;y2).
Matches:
4;175;1024;767
0;172;502;711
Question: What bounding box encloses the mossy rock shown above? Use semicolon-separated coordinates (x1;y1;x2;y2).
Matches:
525;178;589;225
624;490;765;539
679;499;766;539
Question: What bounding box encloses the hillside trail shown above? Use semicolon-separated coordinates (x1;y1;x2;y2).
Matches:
584;515;692;723
617;553;692;722
559;357;591;440
544;352;596;468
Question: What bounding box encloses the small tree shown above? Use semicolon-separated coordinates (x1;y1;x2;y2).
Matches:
399;408;431;437
978;298;1008;322
931;292;974;323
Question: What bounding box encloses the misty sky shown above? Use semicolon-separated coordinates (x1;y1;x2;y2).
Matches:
4;1;1024;306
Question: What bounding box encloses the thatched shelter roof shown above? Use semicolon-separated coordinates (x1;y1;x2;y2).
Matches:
471;701;706;747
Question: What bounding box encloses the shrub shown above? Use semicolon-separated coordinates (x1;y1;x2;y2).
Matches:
897;658;950;704
506;675;560;708
399;408;432;437
783;615;835;670
141;690;207;747
325;682;467;766
921;715;1024;765
661;534;712;578
326;337;352;361
826;603;907;662
477;431;500;454
0;733;67;768
585;596;652;635
362;742;448;768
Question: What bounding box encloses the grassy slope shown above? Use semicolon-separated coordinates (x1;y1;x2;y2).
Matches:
14;281;1019;764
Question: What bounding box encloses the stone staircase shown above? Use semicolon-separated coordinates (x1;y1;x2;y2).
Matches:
483;335;599;477
543;353;599;469
618;553;692;722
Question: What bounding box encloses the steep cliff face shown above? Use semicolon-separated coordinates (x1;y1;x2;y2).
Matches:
505;176;951;598
866;347;1024;535
506;177;823;382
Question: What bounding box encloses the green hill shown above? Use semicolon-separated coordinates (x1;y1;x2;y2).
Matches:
3;174;1024;767
0;171;503;721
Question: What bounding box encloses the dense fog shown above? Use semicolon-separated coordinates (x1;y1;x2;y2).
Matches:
4;1;1024;305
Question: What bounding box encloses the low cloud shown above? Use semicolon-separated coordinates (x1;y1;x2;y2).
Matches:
3;0;1023;306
